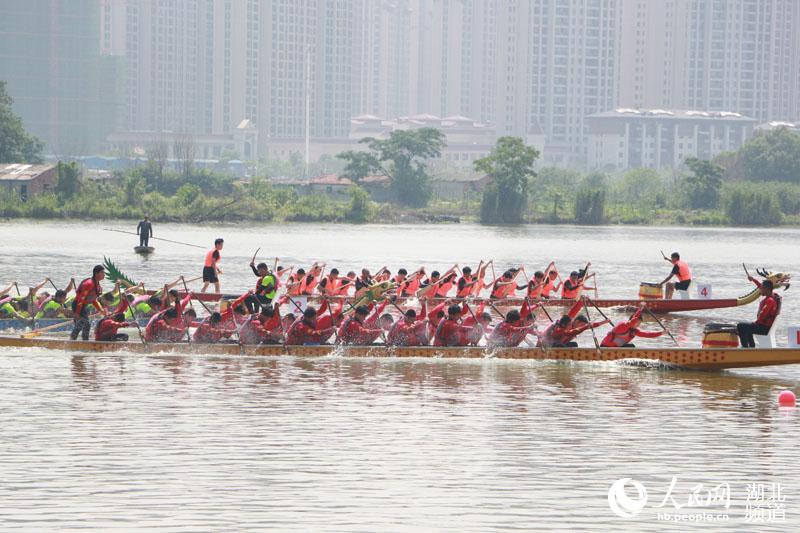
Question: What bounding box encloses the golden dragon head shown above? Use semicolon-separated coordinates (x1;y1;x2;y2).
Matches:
757;268;791;291
365;280;398;301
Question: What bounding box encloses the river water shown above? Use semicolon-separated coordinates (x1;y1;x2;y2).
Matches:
0;220;798;531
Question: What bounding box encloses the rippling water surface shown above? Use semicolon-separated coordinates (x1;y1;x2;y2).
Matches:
0;221;799;531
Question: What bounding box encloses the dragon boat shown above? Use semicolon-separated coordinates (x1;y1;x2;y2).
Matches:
154;270;791;314
1;335;799;371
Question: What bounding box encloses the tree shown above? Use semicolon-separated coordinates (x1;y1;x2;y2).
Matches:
739;128;800;183
684;158;722;209
55;161;81;199
574;185;606;225
616;168;665;206
475;136;539;224
723;183;783;226
345;185;371;223
338;128;445;207
173;134;196;178
338;150;376;184
0;81;44;163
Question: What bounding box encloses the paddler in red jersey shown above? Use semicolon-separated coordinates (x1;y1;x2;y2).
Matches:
538;300;608;347
433;304;474;347
145;307;186;342
193;312;233;344
201;238;224;293
659;252;692;299
95;312;131;342
387;306;429;346
286;307;335;345
737;278;780;348
70;265;106;341
460;303;492;345
600;308;663;348
488;310;537;348
336;305;384;345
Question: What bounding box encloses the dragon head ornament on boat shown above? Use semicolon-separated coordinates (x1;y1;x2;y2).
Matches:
736;268;791;307
757;268;790;291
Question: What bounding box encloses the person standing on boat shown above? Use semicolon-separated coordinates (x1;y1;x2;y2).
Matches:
659;252;692;299
736;279;780;348
136;216;153;247
201;238;224;293
70;265;106;341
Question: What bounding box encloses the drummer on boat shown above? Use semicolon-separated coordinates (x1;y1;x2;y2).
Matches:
659;252;692;299
736;278;780;348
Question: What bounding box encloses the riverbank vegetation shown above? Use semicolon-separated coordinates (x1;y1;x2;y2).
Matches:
2;77;799;226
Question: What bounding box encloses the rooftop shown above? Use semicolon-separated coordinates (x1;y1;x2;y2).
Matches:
589;108;756;122
0;164;55;181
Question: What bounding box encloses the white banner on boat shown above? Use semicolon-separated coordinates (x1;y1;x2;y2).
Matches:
789;326;800;348
696;283;712;300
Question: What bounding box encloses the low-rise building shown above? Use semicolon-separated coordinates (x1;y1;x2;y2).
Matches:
586;109;757;171
0;164;57;200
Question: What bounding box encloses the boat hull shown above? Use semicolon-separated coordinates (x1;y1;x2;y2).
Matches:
134;246;155;254
2;336;799;371
160;291;742;313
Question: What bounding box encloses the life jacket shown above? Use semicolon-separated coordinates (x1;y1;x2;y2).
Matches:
95;317;128;341
601;324;636;347
333;279;352;296
674;260;692;282
528;280;544;299
490;279;506;299
256;273;277;299
300;274;318;295
456;275;474;298
321;275;341;295
757;293;781;329
562;280;581;299
437;277;455;298
204;248;219;267
287;274;303;296
73;277;101;315
403;276;421;296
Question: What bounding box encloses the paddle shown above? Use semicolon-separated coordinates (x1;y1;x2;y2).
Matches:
584;297;615;327
321;295;340;344
642;306;680;347
252;248;261;265
133;321;147;347
581;297;601;352
20;318;74;338
103;229;205;249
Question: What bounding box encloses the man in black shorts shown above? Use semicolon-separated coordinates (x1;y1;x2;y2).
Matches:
659;252;692;299
201;238;224;293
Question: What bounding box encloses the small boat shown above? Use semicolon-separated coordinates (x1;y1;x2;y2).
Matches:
2;335;799;371
134;246;155;255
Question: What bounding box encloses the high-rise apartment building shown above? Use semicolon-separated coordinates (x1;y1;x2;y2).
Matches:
620;0;800;122
528;0;622;164
0;0;121;155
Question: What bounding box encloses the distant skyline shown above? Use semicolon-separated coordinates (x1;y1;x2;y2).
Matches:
2;0;799;167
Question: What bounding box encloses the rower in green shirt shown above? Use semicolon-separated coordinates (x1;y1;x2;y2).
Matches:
35;289;70;319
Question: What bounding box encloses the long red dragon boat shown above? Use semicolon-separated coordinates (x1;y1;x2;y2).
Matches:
158;270;790;314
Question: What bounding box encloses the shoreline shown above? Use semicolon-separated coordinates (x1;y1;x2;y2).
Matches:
2;214;798;230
